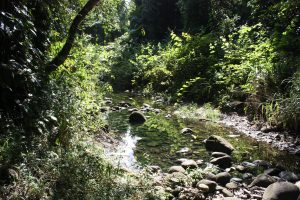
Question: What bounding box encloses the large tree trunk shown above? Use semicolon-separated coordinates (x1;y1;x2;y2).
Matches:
46;0;100;73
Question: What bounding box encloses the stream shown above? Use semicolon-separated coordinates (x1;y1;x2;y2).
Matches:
102;93;300;173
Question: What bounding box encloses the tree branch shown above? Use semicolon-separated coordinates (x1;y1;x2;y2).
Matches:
46;0;100;73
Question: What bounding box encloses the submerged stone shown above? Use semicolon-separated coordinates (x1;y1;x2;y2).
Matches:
129;111;146;124
205;135;234;154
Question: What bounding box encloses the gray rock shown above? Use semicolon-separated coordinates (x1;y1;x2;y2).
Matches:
216;172;231;186
253;160;270;169
249;174;276;188
197;183;210;193
129;111;146;124
211;152;229;158
196;159;204;165
223;198;241;200
231;178;243;183
205;173;217;181
197;179;217;193
226;182;238;189
181;160;198;169
176;147;190;154
169;166;186;173
295;181;300;189
242;173;253;184
263;182;300;200
222;188;234;197
236;165;246;172
205;135;234;154
279;171;299;183
176;158;189;164
128;108;138;112
210;155;232;168
181;128;194;134
241;161;256;169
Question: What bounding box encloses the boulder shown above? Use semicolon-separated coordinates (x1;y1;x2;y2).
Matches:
215;172;231;186
197;179;217;193
181;160;198;169
129;111;146;124
210;155;232;168
205;135;234;154
279;171;299;183
169;166;186;174
263;182;300;200
249;174;276;188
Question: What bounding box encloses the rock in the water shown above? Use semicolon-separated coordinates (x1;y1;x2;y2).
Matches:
279;171;299;183
169;166;186;173
129;111;146;124
249;174;276;188
211;152;229;158
216;172;231;186
197;179;217;193
181;160;198;169
263;182;300;200
181;128;194;134
205;135;234;154
210;155;232;168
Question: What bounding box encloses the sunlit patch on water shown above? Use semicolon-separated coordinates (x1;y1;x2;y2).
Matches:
105;127;142;171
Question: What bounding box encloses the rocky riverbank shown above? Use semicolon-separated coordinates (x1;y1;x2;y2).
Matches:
220;113;300;155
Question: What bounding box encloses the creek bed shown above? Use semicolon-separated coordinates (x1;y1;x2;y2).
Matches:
103;93;300;173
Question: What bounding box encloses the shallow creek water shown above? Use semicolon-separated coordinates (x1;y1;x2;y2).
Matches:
103;93;300;173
